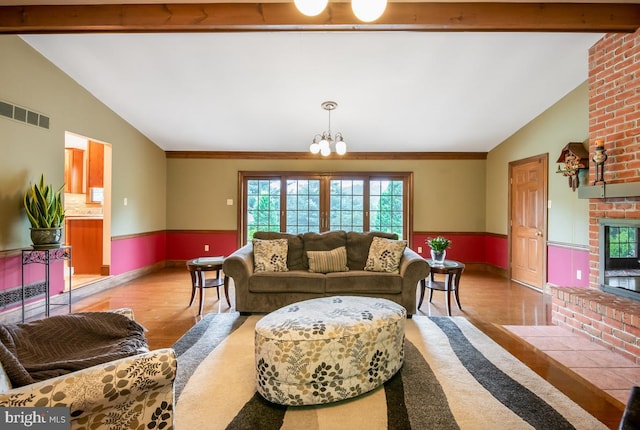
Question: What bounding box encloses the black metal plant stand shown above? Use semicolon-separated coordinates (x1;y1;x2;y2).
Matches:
21;246;72;322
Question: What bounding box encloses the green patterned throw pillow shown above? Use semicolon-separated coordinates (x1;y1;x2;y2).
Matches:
307;246;349;273
364;236;407;274
253;238;289;272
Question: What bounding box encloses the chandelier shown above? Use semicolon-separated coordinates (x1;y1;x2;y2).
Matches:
294;0;387;22
309;101;347;156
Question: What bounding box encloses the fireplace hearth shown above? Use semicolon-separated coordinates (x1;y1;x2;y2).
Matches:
600;218;640;301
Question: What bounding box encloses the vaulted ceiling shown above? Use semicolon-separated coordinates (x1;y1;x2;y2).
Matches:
3;2;639;155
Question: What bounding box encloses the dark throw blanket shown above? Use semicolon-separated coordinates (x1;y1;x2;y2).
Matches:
0;312;148;388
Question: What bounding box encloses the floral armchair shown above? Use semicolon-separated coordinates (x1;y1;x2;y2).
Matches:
0;309;176;430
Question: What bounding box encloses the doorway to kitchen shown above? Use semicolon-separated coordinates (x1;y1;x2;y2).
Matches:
64;131;112;290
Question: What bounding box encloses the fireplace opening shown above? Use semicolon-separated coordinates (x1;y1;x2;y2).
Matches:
600;218;640;301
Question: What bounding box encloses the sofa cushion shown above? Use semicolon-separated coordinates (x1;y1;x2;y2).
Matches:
307;246;349;273
302;231;348;267
325;271;402;293
250;271;326;293
346;231;399;270
364;236;407;274
253;238;289;272
253;231;305;271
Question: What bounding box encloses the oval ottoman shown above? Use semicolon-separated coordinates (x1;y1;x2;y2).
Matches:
254;295;406;406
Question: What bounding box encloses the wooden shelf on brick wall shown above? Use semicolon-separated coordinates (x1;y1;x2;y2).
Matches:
578;182;640;199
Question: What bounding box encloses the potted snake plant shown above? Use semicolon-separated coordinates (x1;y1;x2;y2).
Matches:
23;174;65;249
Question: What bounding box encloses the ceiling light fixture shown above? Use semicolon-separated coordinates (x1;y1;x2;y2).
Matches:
293;0;387;22
294;0;328;17
351;0;387;22
309;101;347;157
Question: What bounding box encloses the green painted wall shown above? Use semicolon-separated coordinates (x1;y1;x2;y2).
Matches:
0;35;166;251
485;81;590;245
1;34;590;254
166;158;486;233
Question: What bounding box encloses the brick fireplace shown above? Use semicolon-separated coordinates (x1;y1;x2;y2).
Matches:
551;29;640;363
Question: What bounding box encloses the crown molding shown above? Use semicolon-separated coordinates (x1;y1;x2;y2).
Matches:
165;151;487;160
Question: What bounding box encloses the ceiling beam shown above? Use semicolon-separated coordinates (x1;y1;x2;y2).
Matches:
1;2;639;34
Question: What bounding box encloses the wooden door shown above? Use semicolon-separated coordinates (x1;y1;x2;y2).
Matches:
510;154;547;290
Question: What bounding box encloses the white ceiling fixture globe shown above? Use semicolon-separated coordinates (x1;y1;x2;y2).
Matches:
294;0;329;17
351;0;387;22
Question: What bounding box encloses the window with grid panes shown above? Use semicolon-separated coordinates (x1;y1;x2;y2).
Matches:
241;173;412;244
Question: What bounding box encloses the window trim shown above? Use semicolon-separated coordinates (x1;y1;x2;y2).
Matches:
238;171;414;247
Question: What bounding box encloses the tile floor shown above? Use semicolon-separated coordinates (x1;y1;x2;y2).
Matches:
504;325;640;406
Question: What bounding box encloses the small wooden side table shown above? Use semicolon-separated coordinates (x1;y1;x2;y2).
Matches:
186;257;230;315
419;259;465;316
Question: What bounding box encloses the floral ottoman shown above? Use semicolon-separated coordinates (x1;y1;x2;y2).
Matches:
254;295;406;406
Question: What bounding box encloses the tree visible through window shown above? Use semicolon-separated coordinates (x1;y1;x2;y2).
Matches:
246;178;281;239
370;179;403;239
241;173;412;244
286;179;320;234
609;226;638;258
330;179;364;232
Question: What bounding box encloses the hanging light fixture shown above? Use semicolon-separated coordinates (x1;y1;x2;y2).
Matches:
294;0;387;21
309;101;347;156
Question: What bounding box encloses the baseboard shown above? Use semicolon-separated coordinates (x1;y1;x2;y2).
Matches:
100;265;110;276
464;262;507;278
70;261;167;302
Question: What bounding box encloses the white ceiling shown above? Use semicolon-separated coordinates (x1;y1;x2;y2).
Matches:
19;27;603;153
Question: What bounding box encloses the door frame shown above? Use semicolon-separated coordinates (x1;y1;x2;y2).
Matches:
507;153;548;290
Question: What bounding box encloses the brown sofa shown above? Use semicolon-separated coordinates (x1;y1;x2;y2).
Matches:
223;230;429;316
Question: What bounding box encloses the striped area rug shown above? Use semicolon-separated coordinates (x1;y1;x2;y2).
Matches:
173;313;607;429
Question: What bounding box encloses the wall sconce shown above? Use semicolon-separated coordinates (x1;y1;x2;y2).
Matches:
593;139;608;185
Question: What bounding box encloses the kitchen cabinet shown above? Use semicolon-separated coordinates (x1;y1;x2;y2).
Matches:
64;148;84;193
87;140;104;189
65;218;103;274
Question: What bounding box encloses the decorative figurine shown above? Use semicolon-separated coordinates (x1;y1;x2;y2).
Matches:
593;140;608;185
556;142;589;191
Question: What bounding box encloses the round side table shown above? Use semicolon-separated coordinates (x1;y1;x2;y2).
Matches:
186;257;230;315
419;259;465;316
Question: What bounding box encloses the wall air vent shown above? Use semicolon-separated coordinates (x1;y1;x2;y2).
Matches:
0;99;50;129
0;282;46;309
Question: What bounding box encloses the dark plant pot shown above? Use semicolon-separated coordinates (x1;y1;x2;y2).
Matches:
30;227;63;249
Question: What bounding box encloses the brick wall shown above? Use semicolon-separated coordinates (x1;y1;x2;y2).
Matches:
552;29;640;362
551;286;640;363
588;29;640;290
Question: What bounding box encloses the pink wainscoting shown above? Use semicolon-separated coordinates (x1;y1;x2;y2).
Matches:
110;232;167;275
0;253;65;295
0;254;21;292
0;252;65;313
547;244;590;287
166;230;238;261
